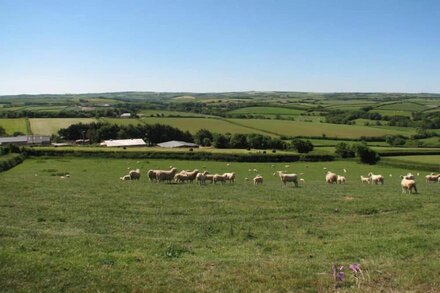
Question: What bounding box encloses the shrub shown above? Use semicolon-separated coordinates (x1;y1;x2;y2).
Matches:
353;144;380;164
335;142;355;158
291;139;314;153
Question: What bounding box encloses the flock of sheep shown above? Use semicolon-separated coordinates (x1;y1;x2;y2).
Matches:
119;164;439;194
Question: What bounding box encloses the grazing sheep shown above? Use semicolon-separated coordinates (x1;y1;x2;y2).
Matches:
156;168;178;183
299;178;305;184
275;171;298;187
174;173;189;183
425;173;440;183
368;172;384;185
389;174;393;177
178;169;199;183
223;172;236;183
400;176;417;194
226;163;230;166
204;173;215;184
195;171;209;184
325;171;338;184
253;169;258;173
285;165;290;168
120;175;131;181
360;176;370;183
129;169;141;180
337;175;346;184
213;173;228;184
343;168;347;173
402;173;415;180
244;177;249;182
253;175;263;185
147;169;159;182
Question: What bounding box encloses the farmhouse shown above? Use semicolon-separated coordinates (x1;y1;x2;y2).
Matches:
100;138;146;147
157;140;199;148
120;113;132;118
0;135;51;146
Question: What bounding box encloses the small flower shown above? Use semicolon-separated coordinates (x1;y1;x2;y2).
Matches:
349;263;362;274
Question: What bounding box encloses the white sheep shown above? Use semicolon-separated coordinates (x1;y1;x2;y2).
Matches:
204;173;214;184
147;169;159;182
299;178;305;184
360;176;370;183
129;168;141;180
337;175;346;184
156;168;178;183
325;171;338;184
120;175;131;181
343;168;347;173
195;171;209;184
275;171;298;187
253;175;263;185
425;173;440;183
400;176;417;194
368;172;384;185
178;169;199;183
223;172;236;183
402;173;415;180
213;173;228;184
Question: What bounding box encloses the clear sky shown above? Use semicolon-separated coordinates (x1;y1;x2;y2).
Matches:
1;0;439;94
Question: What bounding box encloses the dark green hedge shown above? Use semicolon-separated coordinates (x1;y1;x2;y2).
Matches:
24;148;335;163
0;153;27;172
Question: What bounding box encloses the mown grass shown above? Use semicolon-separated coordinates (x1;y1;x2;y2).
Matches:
29;118;97;135
0;158;439;291
0;118;28;135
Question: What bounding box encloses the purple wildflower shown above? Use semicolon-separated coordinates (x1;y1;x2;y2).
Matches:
349;263;362;274
332;265;345;282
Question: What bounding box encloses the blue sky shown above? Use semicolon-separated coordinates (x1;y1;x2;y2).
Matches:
1;0;439;94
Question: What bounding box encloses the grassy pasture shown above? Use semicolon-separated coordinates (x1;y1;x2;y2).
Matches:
139;109;209;117
229;119;413;138
0;157;439;291
140;117;270;135
228;106;304;116
375;102;428;112
100;117;144;126
0;118;28;135
382;155;440;172
29;118;97;135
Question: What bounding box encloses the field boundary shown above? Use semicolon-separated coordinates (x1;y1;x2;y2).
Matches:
380;158;440;172
0;153;27;172
24;147;335;162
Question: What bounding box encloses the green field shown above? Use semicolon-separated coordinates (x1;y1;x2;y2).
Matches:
228;106;304;116
375;102;428;112
228;119;413;138
0;157;439;291
0;118;28;135
140;117;270;135
29;118;97;135
139;109;209;117
100;117;144;126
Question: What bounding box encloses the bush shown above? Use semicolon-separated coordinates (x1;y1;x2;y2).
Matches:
334;142;355;158
353;144;380;164
290;139;314;153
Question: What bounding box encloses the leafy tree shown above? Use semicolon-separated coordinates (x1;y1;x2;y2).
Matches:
212;134;230;149
334;142;355;158
229;133;248;149
353;143;380;164
0;126;6;136
194;129;213;146
385;135;406;146
291;138;314;153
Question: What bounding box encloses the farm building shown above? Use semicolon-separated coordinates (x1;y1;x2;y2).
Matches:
0;135;51;146
120;113;132;118
100;138;146;147
157;140;199;148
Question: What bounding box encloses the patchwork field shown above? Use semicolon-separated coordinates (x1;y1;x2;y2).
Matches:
228;106;304;116
140;117;270;135
0;118;28;135
228;119;413;138
0;157;439;291
29;118;97;135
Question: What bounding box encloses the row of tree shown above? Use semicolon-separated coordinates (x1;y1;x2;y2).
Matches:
58;122;193;146
57;123;316;152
